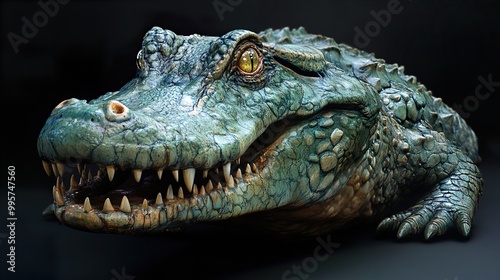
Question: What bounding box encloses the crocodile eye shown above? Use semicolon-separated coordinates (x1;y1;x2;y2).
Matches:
237;47;260;73
136;49;146;70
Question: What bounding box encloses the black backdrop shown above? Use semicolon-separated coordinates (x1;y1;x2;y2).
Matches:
1;1;499;280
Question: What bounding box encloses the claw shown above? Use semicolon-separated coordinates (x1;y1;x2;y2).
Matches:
397;222;413;239
424;224;438;240
455;212;471;237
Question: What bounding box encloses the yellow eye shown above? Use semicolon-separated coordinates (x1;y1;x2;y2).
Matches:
238;48;260;73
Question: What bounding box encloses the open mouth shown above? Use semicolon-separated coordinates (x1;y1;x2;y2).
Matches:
43;157;259;217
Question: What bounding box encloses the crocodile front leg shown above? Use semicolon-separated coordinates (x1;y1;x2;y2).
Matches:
377;142;482;240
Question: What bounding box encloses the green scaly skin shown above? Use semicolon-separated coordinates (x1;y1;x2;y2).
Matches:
37;27;482;239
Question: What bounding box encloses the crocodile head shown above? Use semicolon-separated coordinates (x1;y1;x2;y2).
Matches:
37;27;380;235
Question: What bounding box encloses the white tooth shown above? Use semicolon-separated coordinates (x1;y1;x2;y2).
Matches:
42;161;52;177
227;176;234;188
172;170;179;182
193;184;198;195
223;162;231;183
79;177;84;186
53;186;64;206
178;187;184;199
236;168;242;179
106;166;115;181
133;169;142;182
251;163;258;173
97;169;103;178
216;182;222;190
51;163;59;177
142;199;148;210
119;196;131;213
77;163;83;175
214;168;219;174
102;198;114;213
157;169;163;180
83;197;92;212
203;170;208;178
57;163;65;177
56;177;65;196
58;181;66;196
167;185;174;200
206;180;213;192
236;158;241;164
155;192;163;206
70;174;78;189
245;164;252;174
199;185;206;195
183;168;195;192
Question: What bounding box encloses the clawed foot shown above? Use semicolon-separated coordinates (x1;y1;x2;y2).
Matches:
376;204;473;240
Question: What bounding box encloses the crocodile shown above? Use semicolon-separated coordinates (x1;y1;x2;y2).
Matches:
37;26;482;239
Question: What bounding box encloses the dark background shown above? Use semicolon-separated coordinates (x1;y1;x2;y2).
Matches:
1;1;499;279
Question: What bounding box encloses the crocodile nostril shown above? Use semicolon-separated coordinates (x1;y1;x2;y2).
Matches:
110;100;126;115
55;99;70;109
105;100;130;122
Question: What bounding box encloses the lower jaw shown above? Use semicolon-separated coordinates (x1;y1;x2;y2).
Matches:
51;179;255;234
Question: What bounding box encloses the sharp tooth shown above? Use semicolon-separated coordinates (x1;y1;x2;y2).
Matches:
216;182;222;190
155;192;163;206
178;187;184;199
53;186;64;206
83;197;92;212
119;196;131;213
57;180;66;196
157;169;163;180
51;163;59;177
199;185;206;195
223;162;231;183
193;184;198;195
56;176;65;196
106;166;115;181
133;169;142;183
79;177;84;186
183;168;195;192
245;164;252;174
56;163;65;177
97;169;103;178
142;199;148;210
87;170;93;180
77;163;83;175
167;185;174;200
236;168;242;179
172;170;179;182
102;198;114;213
70;174;78;189
214;168;219;174
251;163;258;173
206;180;213;192
82;164;87;176
42;161;52;176
203;170;208;178
227;175;234;188
236;158;241;164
